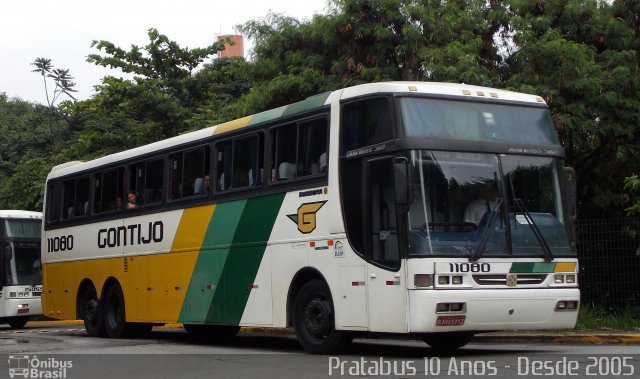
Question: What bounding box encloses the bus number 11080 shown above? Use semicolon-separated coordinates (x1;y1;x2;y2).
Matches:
449;263;491;273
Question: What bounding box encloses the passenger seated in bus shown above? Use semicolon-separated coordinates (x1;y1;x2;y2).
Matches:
463;183;496;231
127;192;137;210
114;196;124;211
278;162;296;180
193;175;211;195
319;152;327;172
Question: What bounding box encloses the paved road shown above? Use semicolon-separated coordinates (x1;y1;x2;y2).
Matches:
1;322;639;379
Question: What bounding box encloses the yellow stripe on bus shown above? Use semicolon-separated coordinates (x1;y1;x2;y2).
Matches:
171;205;215;252
213;115;253;135
554;262;577;273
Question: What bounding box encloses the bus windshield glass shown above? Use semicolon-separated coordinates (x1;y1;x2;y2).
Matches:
5;219;41;238
398;97;559;145
3;242;42;285
407;151;575;258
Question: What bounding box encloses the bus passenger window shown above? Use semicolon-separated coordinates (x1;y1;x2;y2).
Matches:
145;159;164;204
233;136;259;188
170;146;209;199
61;180;75;220
272;124;296;181
271;116;327;182
216;135;262;191
298;118;327;177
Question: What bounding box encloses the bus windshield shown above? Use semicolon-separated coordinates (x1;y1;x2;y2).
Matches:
3;242;42;286
5;219;41;238
407;150;575;258
398;97;559;145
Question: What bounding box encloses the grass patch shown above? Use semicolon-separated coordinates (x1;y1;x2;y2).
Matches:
576;305;640;331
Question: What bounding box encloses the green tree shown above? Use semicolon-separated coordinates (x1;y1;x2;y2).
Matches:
234;0;509;115
0;154;48;211
31;57;77;152
503;0;640;217
83;28;243;141
0;94;66;211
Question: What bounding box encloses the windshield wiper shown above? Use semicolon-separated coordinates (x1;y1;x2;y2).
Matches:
470;198;502;262
512;198;554;262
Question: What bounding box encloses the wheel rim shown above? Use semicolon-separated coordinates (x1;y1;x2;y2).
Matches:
303;297;332;339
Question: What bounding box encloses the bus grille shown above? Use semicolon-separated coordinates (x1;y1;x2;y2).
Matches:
472;274;547;286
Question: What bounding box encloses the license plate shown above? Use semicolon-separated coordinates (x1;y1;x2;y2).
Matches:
436;315;466;326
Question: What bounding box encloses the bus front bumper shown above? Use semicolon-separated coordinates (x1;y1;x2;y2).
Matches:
408;288;580;333
3;297;42;318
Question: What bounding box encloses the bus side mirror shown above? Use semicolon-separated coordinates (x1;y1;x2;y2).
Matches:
394;157;410;212
564;167;577;220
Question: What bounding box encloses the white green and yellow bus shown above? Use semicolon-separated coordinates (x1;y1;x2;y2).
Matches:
42;82;579;353
0;210;42;328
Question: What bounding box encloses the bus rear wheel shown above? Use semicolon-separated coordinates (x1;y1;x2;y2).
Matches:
293;279;351;354
423;332;474;353
103;282;140;338
81;286;106;337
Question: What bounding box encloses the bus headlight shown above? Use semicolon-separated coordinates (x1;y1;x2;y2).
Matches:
436;302;466;313
414;274;433;288
436;275;465;286
555;300;579;311
553;274;578;285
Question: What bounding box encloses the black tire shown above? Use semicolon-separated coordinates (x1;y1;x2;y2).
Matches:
102;282;132;338
81;286;106;337
183;324;240;339
423;332;474;353
293;279;351;354
8;318;28;329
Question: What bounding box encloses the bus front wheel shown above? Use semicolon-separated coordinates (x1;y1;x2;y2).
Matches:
293;279;351;354
423;332;474;352
103;282;132;338
8;318;28;329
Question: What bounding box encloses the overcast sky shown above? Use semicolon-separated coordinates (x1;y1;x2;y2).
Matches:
0;0;329;104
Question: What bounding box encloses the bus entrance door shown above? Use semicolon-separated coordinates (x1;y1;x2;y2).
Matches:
365;157;408;333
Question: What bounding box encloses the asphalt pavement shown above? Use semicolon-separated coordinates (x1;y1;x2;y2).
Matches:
24;320;640;345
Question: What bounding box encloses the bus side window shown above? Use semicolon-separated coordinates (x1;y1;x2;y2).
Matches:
272;124;296;181
341;97;393;154
298;118;327;177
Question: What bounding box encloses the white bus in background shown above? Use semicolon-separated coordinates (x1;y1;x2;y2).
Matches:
0;210;42;328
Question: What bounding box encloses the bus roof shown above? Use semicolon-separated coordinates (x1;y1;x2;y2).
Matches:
339;82;547;104
47;81;547;180
0;210;42;220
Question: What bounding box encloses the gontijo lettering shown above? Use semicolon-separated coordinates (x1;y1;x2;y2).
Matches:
98;221;164;248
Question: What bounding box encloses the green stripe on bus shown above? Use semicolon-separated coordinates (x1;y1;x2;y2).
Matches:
178;194;285;324
248;92;330;126
509;262;556;273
